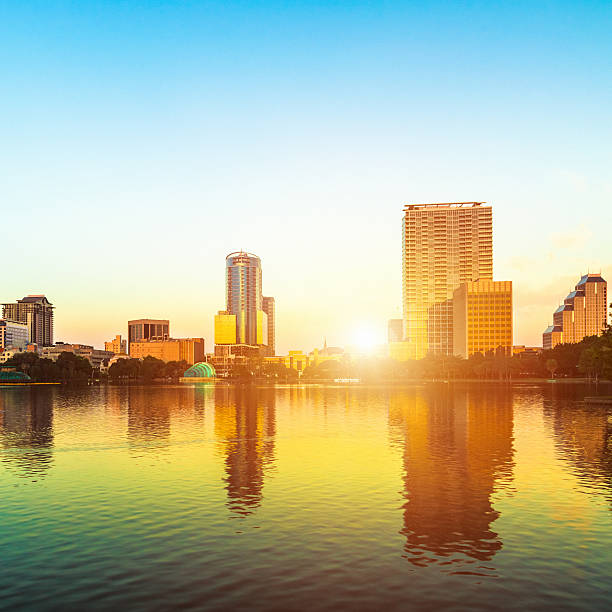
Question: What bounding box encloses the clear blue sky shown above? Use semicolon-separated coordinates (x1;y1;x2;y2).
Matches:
1;0;611;352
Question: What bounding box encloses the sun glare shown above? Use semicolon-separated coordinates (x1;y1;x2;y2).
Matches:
352;327;381;355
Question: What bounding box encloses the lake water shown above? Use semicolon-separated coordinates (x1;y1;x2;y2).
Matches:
1;383;611;611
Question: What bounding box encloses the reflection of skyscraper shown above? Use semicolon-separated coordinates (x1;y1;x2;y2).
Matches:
0;387;54;478
214;387;276;517
388;387;513;572
402;203;493;358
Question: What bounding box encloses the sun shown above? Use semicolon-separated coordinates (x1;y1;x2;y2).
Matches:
352;326;380;355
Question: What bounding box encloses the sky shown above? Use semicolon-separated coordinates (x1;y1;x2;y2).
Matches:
1;0;611;354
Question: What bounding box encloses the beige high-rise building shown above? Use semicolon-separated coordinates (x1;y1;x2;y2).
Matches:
543;274;607;350
453;280;513;358
2;295;54;346
402;202;493;359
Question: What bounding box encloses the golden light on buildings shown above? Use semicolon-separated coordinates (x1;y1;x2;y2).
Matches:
402;202;493;359
453;280;513;358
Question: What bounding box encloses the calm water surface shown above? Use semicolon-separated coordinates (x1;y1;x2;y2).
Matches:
1;383;611;610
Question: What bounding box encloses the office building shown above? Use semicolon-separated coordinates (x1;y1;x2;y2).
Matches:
402;202;493;359
2;295;54;346
262;296;275;356
40;343;114;369
128;338;205;364
214;311;237;344
0;320;29;351
226;252;264;346
215;252;271;354
453;280;513;358
265;350;310;374
105;334;127;355
128;319;169;351
512;346;543;357
543;274;607;350
388;319;403;343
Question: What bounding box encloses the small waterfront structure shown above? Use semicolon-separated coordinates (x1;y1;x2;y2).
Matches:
0;367;31;384
179;362;216;383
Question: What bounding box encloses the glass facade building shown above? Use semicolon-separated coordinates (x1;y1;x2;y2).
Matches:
453;280;513;358
0;320;29;350
225;252;263;346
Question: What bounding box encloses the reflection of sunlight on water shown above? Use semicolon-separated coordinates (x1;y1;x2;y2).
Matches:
1;383;612;610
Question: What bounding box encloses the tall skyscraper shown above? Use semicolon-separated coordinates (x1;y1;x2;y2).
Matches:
402;203;493;359
262;296;275;356
543;273;607;350
225;252;264;346
216;252;271;351
2;295;54;346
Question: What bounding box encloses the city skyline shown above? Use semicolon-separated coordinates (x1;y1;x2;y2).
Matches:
1;238;610;356
1;1;610;353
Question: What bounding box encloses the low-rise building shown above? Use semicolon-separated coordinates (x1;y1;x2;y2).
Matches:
0;349;25;364
512;345;543;357
40;343;115;368
128;338;205;365
105;334;127;354
388;319;403;343
265;350;310;375
0;320;29;351
388;341;414;362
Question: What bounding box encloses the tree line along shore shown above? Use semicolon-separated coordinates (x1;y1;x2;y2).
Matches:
2;322;611;385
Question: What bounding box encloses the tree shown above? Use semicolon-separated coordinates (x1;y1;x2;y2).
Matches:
546;358;558;379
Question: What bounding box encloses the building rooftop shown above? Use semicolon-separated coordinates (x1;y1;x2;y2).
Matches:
403;202;487;210
576;273;606;285
544;325;562;334
4;295;54;306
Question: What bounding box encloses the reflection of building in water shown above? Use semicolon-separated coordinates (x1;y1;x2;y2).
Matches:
543;394;612;503
126;386;214;451
388;387;514;571
0;387;54;478
214;386;276;517
127;387;172;449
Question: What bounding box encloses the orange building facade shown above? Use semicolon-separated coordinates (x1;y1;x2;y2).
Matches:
129;338;205;364
453;280;513;358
